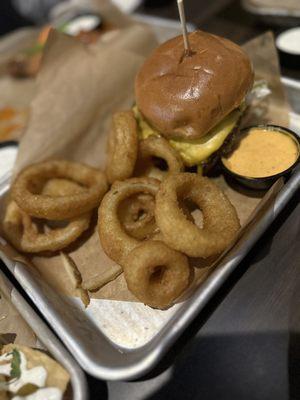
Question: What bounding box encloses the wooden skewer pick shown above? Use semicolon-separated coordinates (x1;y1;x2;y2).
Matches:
177;0;191;56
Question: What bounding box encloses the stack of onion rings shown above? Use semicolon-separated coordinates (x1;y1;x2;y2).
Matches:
11;160;108;220
155;173;240;258
99;113;241;309
3;179;92;253
3;160;108;253
98;177;160;264
106;111;138;184
123;240;191;309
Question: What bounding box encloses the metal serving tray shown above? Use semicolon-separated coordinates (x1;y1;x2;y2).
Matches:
1;165;299;381
0;78;299;381
0;269;88;399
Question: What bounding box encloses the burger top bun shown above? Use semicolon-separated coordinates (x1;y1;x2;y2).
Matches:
135;31;254;140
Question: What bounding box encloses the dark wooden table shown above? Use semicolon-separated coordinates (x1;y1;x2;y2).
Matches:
92;1;300;399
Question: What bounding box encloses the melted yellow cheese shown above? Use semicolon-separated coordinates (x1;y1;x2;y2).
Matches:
133;106;160;139
133;106;241;167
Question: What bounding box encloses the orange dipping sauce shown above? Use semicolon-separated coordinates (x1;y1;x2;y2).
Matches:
222;127;299;178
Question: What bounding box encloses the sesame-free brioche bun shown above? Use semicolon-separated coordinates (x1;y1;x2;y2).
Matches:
135;31;254;140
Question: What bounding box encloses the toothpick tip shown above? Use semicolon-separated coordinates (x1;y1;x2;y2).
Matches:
177;0;191;55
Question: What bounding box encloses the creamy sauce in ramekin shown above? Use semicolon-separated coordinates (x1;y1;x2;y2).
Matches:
222;127;299;178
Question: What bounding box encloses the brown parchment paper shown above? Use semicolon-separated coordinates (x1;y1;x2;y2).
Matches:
0;274;36;346
0;0;132;74
0;0;155;144
0;27;290;304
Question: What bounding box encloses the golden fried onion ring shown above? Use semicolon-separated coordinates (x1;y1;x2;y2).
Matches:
155;173;240;258
3;179;91;253
135;136;184;179
123;240;191;309
98;177;160;265
106;111;138;184
11;160;108;220
118;193;157;240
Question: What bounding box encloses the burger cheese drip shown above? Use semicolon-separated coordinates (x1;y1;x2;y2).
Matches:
133;106;241;167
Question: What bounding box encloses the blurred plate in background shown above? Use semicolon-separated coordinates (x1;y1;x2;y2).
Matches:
112;0;143;14
242;0;300;25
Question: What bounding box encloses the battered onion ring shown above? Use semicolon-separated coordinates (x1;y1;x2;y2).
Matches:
11;160;108;220
155;173;240;258
118;193;157;240
98;177;160;264
123;240;191;309
3;180;91;253
106;111;138;184
135;136;184;180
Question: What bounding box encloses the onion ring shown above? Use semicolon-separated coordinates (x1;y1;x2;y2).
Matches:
123;240;191;309
118;193;157;240
134;136;184;180
98;177;160;265
11;160;108;220
3;179;91;253
155;173;240;258
106;111;138;184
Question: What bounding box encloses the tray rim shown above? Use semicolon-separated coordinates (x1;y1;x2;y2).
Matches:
0;269;89;399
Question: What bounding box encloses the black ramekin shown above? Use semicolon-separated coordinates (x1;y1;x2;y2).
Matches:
221;125;300;190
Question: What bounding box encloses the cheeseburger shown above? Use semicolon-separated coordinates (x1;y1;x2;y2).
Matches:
134;30;254;172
